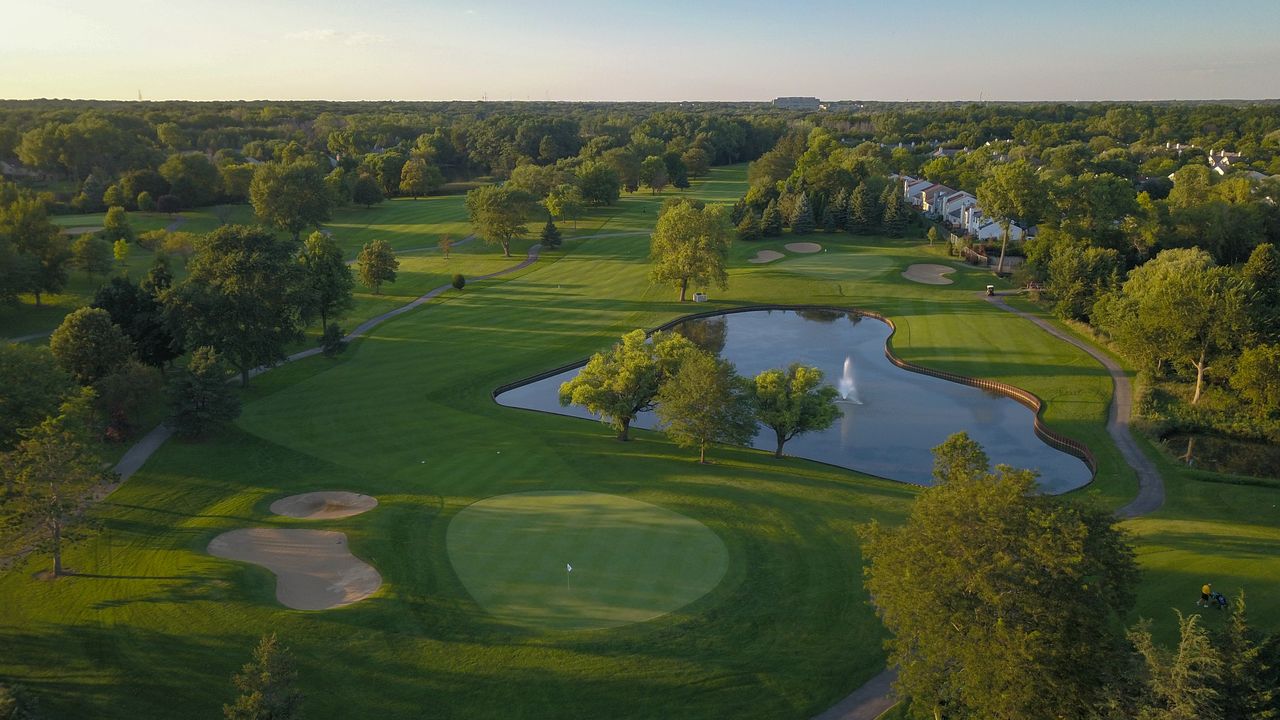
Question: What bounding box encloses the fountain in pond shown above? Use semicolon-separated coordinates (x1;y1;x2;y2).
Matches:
838;356;861;404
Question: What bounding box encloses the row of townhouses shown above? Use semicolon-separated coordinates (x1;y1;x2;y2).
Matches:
897;176;1027;242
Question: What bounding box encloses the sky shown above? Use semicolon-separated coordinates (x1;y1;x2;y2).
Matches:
3;0;1279;102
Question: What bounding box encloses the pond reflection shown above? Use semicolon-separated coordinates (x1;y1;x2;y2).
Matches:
497;310;1094;493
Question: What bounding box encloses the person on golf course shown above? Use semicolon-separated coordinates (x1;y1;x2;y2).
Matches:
1199;582;1212;607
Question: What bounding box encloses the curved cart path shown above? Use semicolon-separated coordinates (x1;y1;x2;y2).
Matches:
113;244;542;484
815;293;1166;720
984;294;1163;517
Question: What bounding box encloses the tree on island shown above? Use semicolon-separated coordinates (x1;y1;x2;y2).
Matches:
223;633;303;720
649;200;732;302
299;231;353;329
748;364;840;458
859;432;1138;720
250;160;331;241
356;239;398;295
655;350;756;463
558;329;695;441
1093;248;1246;405
466;184;529;257
163;225;306;386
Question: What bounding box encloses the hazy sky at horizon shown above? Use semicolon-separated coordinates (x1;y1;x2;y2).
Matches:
3;0;1279;102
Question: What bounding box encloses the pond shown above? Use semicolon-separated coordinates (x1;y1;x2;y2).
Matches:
496;309;1094;493
1161;433;1280;480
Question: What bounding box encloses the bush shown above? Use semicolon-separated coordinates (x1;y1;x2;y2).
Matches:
452;273;465;290
320;323;346;358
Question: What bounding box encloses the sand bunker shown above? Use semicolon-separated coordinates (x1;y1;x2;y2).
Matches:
270;491;378;520
785;242;823;254
902;263;956;285
208;529;382;610
748;250;785;264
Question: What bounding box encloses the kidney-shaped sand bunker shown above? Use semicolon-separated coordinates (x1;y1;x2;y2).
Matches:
208;529;381;610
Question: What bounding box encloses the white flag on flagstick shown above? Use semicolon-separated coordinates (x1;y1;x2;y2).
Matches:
566;563;573;573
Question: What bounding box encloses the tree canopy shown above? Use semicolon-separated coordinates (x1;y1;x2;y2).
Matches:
748;364;840;458
466;185;530;257
249;160;331;241
558;329;695;441
859;433;1139;720
163;225;306;386
649;200;732;302
655;350;756;463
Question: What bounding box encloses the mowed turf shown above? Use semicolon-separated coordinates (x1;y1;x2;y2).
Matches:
446;491;729;630
2;164;1277;718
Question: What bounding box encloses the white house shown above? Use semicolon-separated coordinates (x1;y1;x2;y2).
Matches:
920;184;956;217
903;177;934;207
939;190;977;220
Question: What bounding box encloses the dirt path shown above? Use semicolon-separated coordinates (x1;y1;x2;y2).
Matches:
110;244;542;484
814;293;1165;720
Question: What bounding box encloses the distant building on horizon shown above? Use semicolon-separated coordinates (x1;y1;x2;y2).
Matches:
772;96;821;110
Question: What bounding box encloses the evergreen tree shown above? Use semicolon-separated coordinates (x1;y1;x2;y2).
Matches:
167;346;241;439
224;633;303;720
539;216;562;249
821;205;837;233
730;198;749;225
1217;591;1279;719
831;188;850;230
737;211;762;242
848;182;879;235
761;200;783;237
790;192;815;235
881;183;908;238
1130;613;1223;720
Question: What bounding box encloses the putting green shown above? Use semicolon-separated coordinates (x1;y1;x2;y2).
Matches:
446;491;729;631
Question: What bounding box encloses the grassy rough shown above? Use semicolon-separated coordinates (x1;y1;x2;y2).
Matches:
0;166;1274;718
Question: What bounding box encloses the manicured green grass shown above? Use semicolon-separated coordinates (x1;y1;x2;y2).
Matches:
446;490;729;631
2;164;1276;718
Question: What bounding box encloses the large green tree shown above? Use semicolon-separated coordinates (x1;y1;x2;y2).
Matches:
977;160;1047;274
649;200;732;302
398;158;443;198
249;160;332;241
465;185;529;257
0;344;73;449
158;152;221;208
163;225;306;386
639;155;669;194
558;329;695;441
356;239;398;294
748;364;840;458
91;274;181;368
1129;613;1223;720
860;433;1139;720
49;307;134;385
0;195;70;306
299;231;354;328
655;350;756;463
1093;248;1247;404
576;160;621;205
